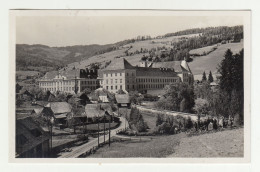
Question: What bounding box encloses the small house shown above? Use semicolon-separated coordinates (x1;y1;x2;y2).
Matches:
115;94;131;108
41;102;72;127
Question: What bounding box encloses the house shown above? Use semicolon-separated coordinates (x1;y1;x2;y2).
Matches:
41;102;72;126
98;93;109;103
16;117;50;158
115;94;131;108
16;89;34;101
84;104;113;123
31;108;44;116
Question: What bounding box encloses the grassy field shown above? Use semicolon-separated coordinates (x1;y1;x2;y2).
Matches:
189;44;218;56
87;128;243;158
168;128;244;157
88;133;185;158
189;42;243;75
67;34;199;69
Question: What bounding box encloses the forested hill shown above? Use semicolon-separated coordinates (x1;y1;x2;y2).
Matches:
163;26;243;39
16;25;243;72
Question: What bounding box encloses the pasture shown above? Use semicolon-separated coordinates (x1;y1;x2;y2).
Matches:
188;42;243;75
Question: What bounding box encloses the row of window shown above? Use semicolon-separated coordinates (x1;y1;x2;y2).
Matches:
137;78;178;83
81;86;98;90
138;84;166;89
81;80;98;85
105;79;123;84
39;81;75;87
104;72;135;77
43;87;74;92
106;85;123;90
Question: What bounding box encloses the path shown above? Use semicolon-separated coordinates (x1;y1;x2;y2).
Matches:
59;117;129;158
134;105;206;121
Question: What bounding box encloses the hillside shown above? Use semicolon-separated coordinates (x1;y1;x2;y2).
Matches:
189;41;243;79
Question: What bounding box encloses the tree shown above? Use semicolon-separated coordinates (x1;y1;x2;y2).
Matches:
202;71;207;82
194;98;210;123
208;71;214;83
116;89;126;94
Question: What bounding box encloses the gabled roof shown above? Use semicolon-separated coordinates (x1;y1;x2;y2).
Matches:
31;108;43;115
84;104;112;118
102;58;135;71
115;94;130;104
149;61;184;72
136;67;178;77
42;69;80;80
16;117;50;156
45;102;72;114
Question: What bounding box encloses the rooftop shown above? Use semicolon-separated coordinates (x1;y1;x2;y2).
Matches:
45;102;72;114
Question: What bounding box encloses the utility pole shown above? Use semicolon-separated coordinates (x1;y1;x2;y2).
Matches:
103;112;106;144
109;115;111;146
97;111;99;147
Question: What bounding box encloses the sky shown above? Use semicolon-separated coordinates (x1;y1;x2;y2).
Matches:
16;16;243;47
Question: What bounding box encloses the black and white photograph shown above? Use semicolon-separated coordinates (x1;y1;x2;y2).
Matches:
9;10;250;162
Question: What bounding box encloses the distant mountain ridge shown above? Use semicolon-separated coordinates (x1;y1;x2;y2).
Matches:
16;25;243;73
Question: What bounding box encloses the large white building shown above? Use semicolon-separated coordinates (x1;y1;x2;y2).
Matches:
98;58;193;93
38;68;99;94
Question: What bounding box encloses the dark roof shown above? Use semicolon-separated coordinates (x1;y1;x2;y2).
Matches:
115;94;130;104
45;102;72;114
136;67;178;77
149;61;184;72
84;104;112;118
16;117;50;156
42;69;80;80
102;58;135;71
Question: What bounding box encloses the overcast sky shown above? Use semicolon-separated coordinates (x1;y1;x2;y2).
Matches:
16;16;243;47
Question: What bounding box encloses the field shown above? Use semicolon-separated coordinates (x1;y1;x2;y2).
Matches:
168;128;244;157
189;44;218;56
188;42;243;75
67;34;200;69
87;128;243;158
87;133;185;158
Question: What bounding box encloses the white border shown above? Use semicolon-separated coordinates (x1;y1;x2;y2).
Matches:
8;10;251;164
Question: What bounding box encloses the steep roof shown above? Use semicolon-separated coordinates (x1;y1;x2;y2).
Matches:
45;102;72;114
42;69;81;80
149;61;184;72
16;117;50;156
136;67;178;77
115;94;130;104
102;58;135;71
84;104;112;118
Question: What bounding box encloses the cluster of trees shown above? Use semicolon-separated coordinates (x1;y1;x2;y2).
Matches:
128;107;148;132
194;49;244;124
155;83;195;113
155;114;193;134
202;71;214;83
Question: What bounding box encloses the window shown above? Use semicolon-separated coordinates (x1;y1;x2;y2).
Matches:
106;73;108;77
111;73;113;77
115;73;117;76
120;85;122;89
106;79;108;84
115;86;118;90
132;73;134;76
115;79;117;83
126;73;129;76
133;85;135;89
111;86;113;90
127;85;129;89
120;73;122;76
106;86;109;90
120;79;122;83
111;79;113;84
